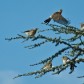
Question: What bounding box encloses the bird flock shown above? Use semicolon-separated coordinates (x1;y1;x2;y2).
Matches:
23;9;84;39
6;9;84;74
19;9;84;71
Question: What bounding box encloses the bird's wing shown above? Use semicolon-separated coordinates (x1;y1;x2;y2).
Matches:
51;12;61;20
53;15;70;25
41;64;47;69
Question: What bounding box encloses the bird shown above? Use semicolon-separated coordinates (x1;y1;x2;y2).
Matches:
41;60;52;70
62;56;70;65
80;23;84;30
44;9;70;25
23;28;38;37
62;56;77;73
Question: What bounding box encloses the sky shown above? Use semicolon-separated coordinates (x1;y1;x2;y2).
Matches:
0;0;84;84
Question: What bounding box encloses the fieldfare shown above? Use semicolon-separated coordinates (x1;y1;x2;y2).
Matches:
41;60;52;70
62;56;70;64
23;28;38;37
62;56;77;72
44;9;70;25
80;23;84;30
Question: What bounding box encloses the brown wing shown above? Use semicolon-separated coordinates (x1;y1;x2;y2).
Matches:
42;61;52;70
31;29;37;35
51;12;61;20
28;29;37;36
53;15;70;25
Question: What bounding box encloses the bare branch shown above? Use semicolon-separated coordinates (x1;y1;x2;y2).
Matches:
25;40;48;49
30;47;70;66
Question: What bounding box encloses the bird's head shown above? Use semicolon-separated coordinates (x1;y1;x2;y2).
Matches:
62;56;66;59
35;28;39;31
80;23;84;28
62;56;69;60
58;9;63;14
47;60;52;65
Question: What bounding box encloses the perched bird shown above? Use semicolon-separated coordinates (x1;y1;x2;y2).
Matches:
80;23;84;30
23;28;38;37
44;9;70;25
41;60;52;70
62;56;77;73
62;56;70;64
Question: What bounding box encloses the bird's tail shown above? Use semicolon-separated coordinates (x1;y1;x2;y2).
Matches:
69;63;77;74
44;17;51;24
